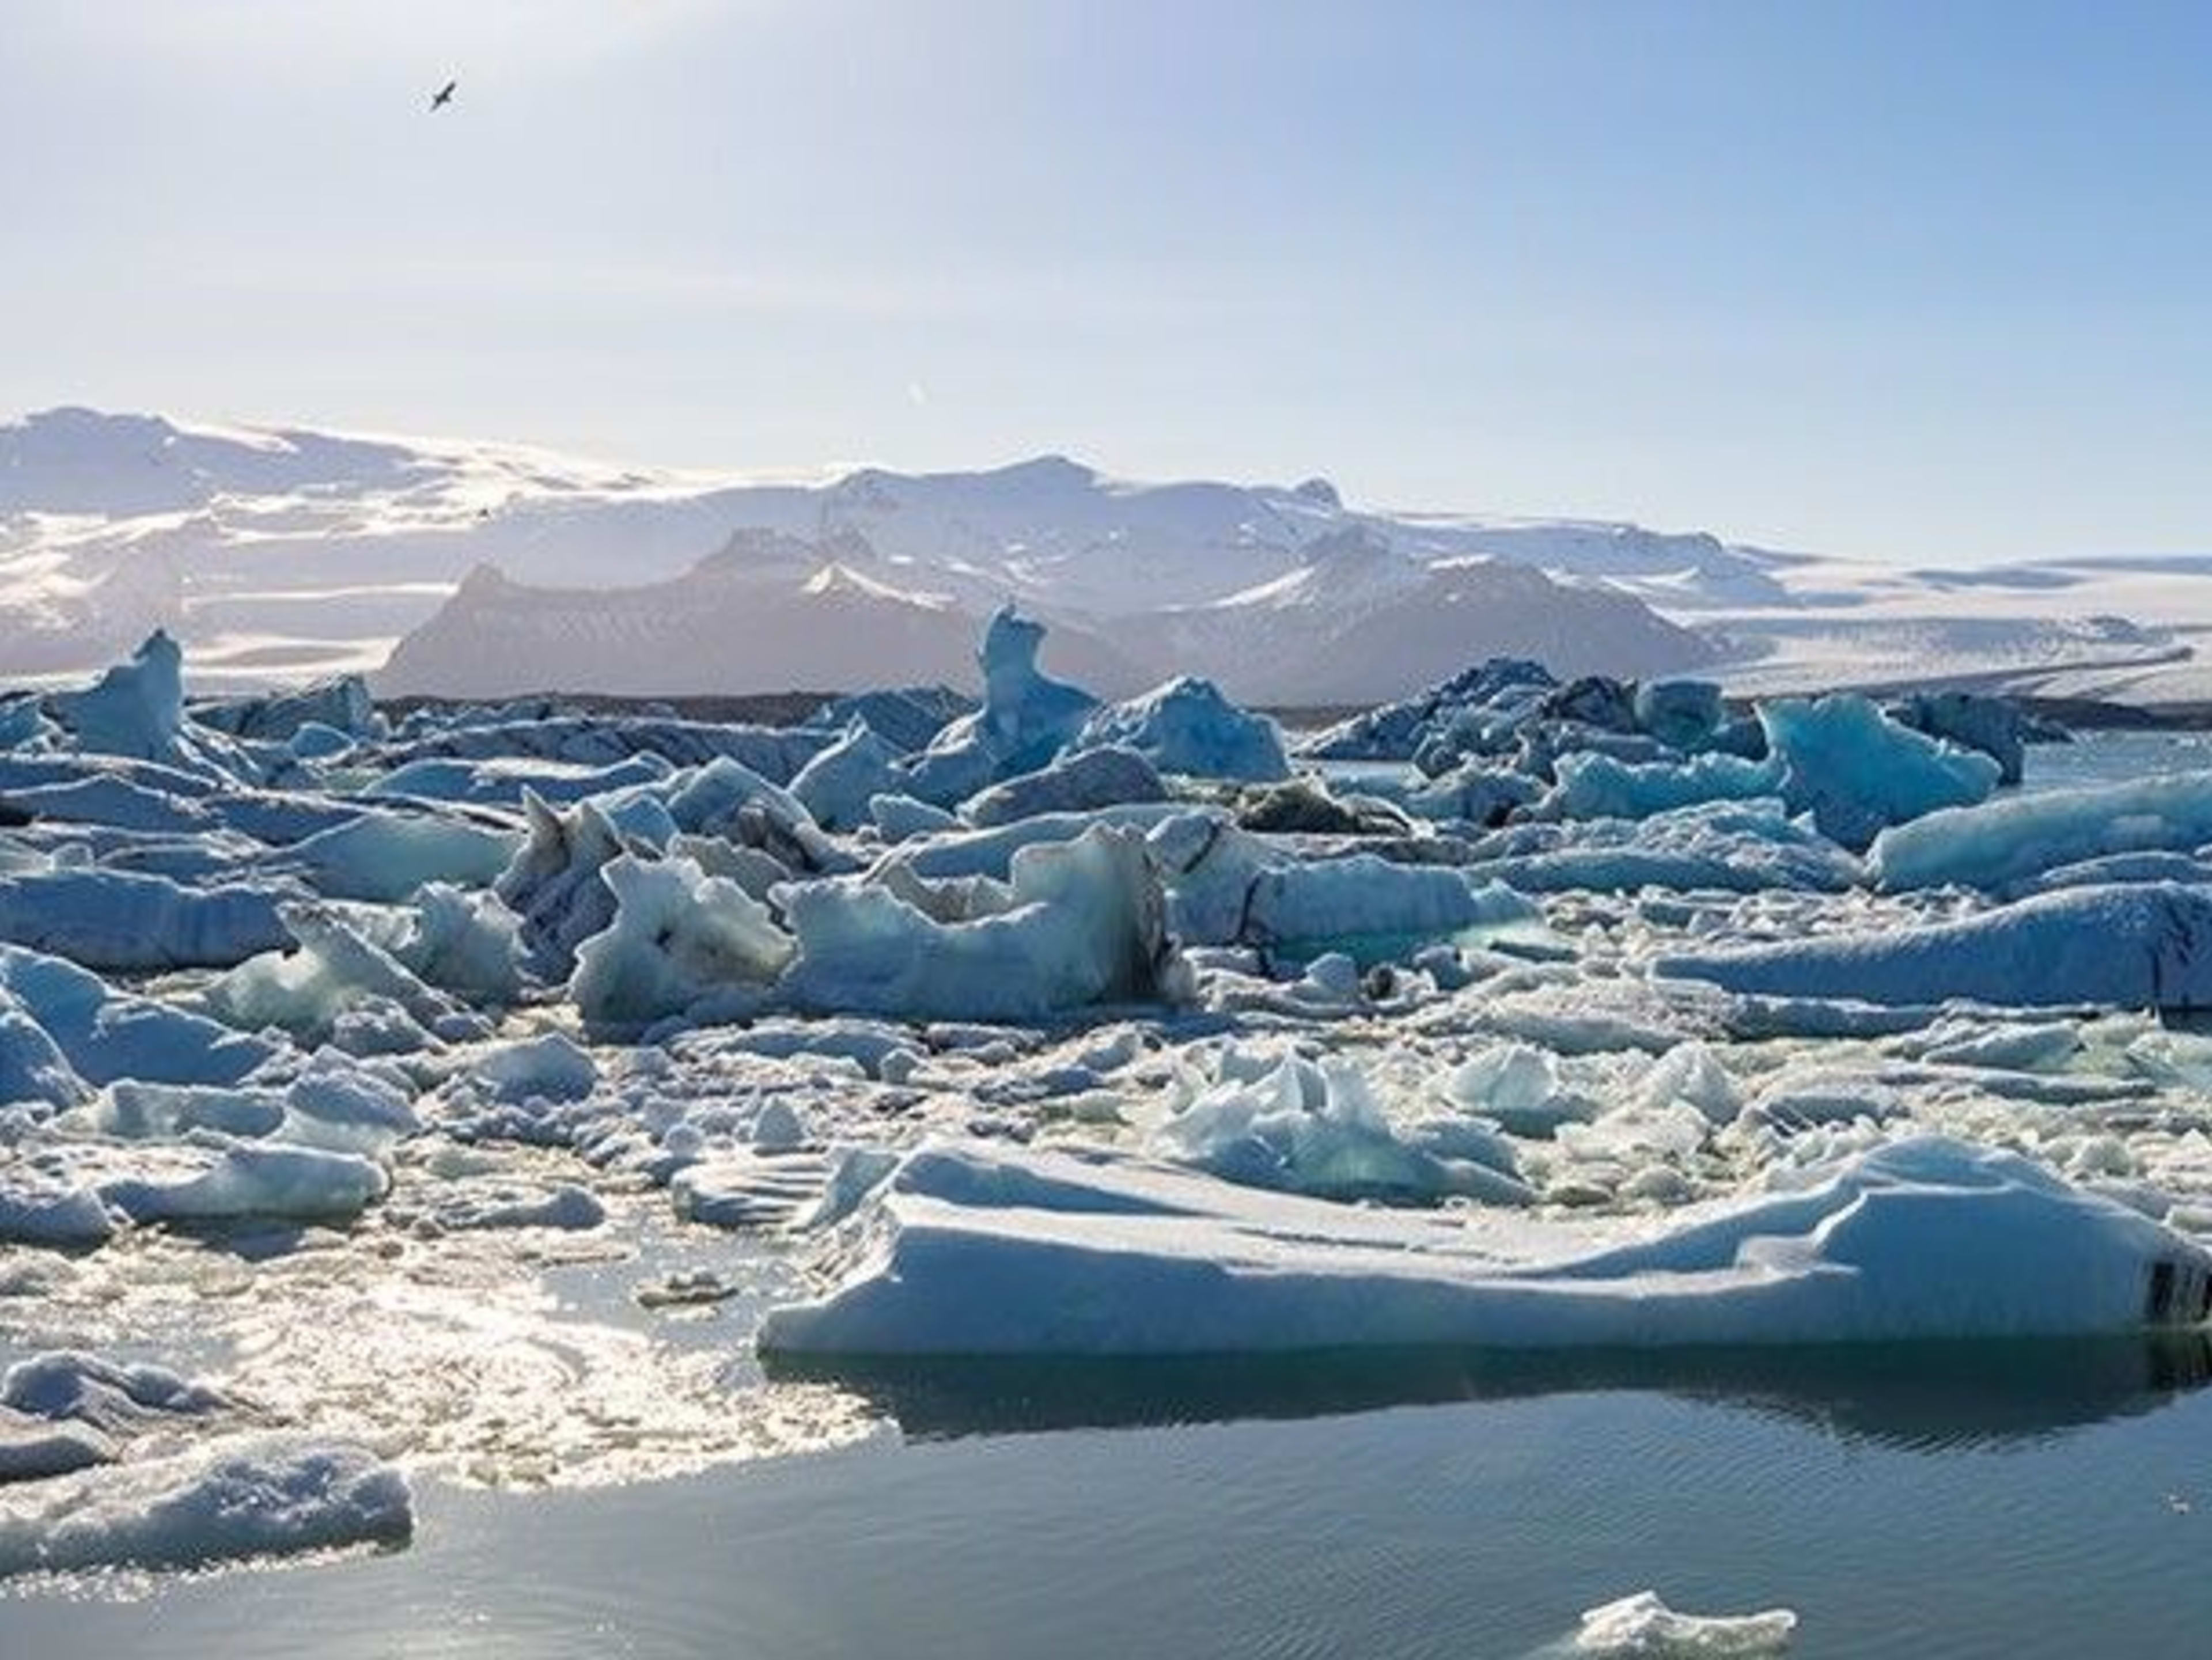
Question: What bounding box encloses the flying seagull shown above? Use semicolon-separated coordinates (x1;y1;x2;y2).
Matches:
430;79;457;112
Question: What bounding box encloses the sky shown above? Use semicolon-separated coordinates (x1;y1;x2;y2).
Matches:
1;0;2206;563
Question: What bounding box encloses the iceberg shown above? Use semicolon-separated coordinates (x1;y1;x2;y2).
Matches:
47;631;247;780
200;900;486;1048
1304;658;1556;763
495;793;640;979
0;993;88;1111
1562;1591;1797;1656
1069;676;1290;782
101;1137;392;1225
789;721;906;833
1541;752;1780;823
1757;695;1998;850
896;607;1099;804
1870;772;2212;894
760;1135;2210;1355
277;809;520;903
568;854;794;1034
0;868;293;971
779;824;1183;1021
964;746;1166;828
0;1436;411;1578
0;945;277;1086
1232;855;1538;960
1655;883;2212;1009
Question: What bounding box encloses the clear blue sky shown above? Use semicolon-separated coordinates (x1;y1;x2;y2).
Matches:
3;0;2205;562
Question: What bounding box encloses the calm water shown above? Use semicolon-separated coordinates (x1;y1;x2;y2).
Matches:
9;1338;2212;1657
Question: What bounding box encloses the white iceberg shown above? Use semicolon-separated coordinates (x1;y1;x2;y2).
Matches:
0;869;293;971
1565;1590;1796;1655
760;1135;2209;1355
0;1436;411;1578
1069;676;1290;782
1655;883;2212;1010
1870;772;2212;893
779;824;1182;1022
569;854;794;1034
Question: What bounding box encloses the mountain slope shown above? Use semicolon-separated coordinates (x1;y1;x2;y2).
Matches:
7;405;2210;704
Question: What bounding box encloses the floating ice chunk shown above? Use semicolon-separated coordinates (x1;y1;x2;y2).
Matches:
2014;851;2212;896
93;1080;287;1141
1304;658;1556;763
964;745;1166;827
1150;1054;1532;1204
1243;858;1539;960
1633;679;1727;750
2;1351;228;1435
1758;695;1998;850
673;1149;839;1230
48;631;190;767
569;854;794;1034
0;1435;411;1578
1541;752;1780;823
0;772;215;835
0;1178;115;1248
495;793;638;979
1889;689;2031;786
1466;801;1859;895
1897;1018;2082;1072
425;1181;604;1232
658;756;831;856
0;1413;112;1483
896;606;1100;804
779;824;1182;1022
0;991;88;1110
1446;1044;1592;1136
1741;1063;1902;1131
472;1032;598;1102
1068;676;1290;782
0;869;293;971
810;686;974;753
790;721;905;832
286;721;356;761
892;803;1184;883
282;1054;419;1147
868;792;959;842
1567;1590;1796;1655
0;945;276;1087
202;900;483;1047
762;1135;2210;1355
388;882;524;1002
391;711;821;779
1656;883;2212;1010
194;674;385;745
1634;1043;1743;1127
280;809;520;903
369;752;669;810
101;1137;391;1225
1402;763;1541;828
1870;773;2212;894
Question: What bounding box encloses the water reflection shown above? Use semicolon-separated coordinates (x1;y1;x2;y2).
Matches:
770;1331;2212;1451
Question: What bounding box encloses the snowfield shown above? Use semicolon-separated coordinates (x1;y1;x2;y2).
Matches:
8;596;2212;1590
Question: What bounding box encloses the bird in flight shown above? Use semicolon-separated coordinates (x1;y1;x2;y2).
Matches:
430;79;457;112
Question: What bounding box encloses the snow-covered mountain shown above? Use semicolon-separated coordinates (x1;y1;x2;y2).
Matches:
380;529;1154;700
6;405;2210;704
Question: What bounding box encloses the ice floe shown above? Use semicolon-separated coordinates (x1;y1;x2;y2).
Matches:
6;616;2212;1588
